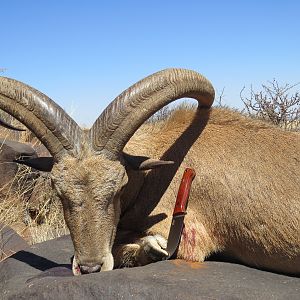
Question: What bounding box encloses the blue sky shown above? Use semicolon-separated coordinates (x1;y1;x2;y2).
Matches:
1;1;299;126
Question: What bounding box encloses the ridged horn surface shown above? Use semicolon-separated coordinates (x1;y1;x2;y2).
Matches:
0;117;25;131
0;77;82;159
90;68;215;157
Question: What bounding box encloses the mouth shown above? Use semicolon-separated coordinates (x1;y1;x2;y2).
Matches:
71;253;114;275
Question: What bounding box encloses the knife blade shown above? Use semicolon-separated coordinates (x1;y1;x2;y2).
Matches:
165;168;196;259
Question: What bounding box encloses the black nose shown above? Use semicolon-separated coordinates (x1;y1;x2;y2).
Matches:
79;264;101;274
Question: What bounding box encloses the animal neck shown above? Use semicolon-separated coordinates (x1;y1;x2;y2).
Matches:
119;169;147;220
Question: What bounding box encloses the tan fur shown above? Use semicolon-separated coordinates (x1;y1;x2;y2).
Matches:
51;107;299;275
5;71;298;275
119;107;300;275
51;153;128;268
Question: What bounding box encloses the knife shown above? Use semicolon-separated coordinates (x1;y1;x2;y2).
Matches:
165;168;196;259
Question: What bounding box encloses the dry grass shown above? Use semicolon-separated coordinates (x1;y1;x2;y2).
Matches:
0;122;68;248
0;165;68;245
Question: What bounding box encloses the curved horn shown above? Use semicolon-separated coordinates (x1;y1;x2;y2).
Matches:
0;77;82;159
0;117;25;131
90;68;215;157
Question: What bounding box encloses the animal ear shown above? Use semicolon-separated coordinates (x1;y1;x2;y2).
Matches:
123;152;174;170
14;157;54;172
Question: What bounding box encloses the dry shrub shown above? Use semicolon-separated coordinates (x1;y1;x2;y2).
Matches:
240;80;300;131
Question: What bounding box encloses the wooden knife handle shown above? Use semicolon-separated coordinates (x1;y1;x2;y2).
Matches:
173;168;196;215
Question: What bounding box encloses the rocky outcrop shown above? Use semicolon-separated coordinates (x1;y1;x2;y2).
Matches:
0;224;29;261
0;138;38;189
0;235;299;300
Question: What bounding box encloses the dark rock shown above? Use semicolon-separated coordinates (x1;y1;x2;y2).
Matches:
0;235;299;300
0;138;38;188
0;224;29;261
0;138;37;160
33;143;51;158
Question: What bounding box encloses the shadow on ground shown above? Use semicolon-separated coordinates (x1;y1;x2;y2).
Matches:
0;235;299;300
